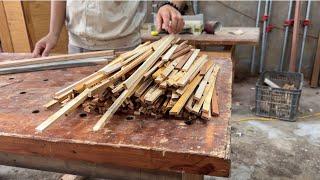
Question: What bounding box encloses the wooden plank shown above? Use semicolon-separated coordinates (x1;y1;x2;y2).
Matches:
143;60;164;78
289;1;302;72
43;99;59;109
170;45;192;60
211;89;219;116
177;55;208;87
194;64;215;101
36;89;90;132
310;32;320;88
0;1;13;52
135;78;153;97
175;51;193;70
123;36;175;89
200;60;214;76
111;49;153;81
162;44;178;61
182;49;200;72
0;50;114;68
169;75;203;115
2;1;31;52
202;65;220;113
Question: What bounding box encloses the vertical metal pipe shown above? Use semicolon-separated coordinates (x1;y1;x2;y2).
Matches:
279;0;293;71
193;0;199;14
265;0;273;41
259;0;269;73
298;0;312;73
250;0;262;74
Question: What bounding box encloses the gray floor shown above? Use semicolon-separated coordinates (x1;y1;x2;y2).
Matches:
0;78;319;180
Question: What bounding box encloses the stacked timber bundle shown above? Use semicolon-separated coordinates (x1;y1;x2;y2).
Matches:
36;35;220;132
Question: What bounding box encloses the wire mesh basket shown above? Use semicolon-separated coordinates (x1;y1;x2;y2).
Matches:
255;71;303;121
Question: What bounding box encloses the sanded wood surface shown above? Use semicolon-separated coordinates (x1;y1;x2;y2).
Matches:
0;53;232;177
142;27;259;45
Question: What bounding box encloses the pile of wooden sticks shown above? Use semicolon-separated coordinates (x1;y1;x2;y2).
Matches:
36;35;220;132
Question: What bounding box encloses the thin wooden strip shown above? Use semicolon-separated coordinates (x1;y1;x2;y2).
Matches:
310;32;320;88
177;55;208;87
182;49;200;72
211;89;219;116
0;50;114;68
202;65;220;113
175;51;193;70
135;78;153;97
169;74;203;115
36;89;90;132
111;49;153;81
194;64;215;101
43;99;59;109
171;45;192;60
162;44;178;61
145;87;165;104
143;60;164;78
200;60;214;75
123;35;175;89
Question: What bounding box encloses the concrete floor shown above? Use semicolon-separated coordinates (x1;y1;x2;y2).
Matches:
0;78;319;180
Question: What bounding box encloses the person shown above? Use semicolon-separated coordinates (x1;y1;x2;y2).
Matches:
32;1;185;57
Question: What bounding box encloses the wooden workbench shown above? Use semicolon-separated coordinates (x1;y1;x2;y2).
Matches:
0;53;232;179
142;27;260;46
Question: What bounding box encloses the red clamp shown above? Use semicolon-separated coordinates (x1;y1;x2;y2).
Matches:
303;19;311;26
266;24;274;32
262;15;269;21
284;19;294;26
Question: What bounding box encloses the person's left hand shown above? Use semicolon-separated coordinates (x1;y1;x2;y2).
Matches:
156;4;185;34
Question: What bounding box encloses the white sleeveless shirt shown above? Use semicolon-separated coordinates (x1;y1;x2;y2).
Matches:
66;1;147;50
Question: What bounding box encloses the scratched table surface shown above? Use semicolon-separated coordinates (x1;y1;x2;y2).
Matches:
0;53;232;177
142;27;259;45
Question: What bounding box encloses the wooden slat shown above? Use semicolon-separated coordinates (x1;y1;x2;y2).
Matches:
36;89;90;132
169;75;203;115
123;36;175;89
0;50;114;68
310;32;320;88
211;89;219;116
289;1;302;72
0;1;13;52
2;1;31;52
182;49;200;71
202;65;220;113
162;44;178;61
194;64;215;101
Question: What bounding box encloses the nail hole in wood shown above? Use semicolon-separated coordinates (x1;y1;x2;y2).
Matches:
79;113;87;118
126;115;134;121
43;79;49;81
9;77;14;80
20;91;26;94
32;110;40;114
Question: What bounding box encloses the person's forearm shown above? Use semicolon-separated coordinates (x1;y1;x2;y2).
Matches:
49;1;66;38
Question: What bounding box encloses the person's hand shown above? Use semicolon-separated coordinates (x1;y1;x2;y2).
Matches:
156;4;185;34
32;33;59;57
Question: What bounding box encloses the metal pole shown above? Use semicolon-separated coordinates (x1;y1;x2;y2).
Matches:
298;0;312;73
259;0;269;73
265;0;272;41
279;0;293;71
250;0;262;74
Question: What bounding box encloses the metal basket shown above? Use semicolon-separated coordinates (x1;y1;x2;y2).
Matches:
255;71;303;121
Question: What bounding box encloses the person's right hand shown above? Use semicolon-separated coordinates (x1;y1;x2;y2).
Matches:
32;34;59;58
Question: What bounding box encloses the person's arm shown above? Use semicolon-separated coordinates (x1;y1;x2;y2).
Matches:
32;1;66;57
156;1;185;34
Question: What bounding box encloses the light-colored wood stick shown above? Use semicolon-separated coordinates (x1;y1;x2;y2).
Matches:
135;78;153;97
143;60;164;78
162;44;178;61
124;35;175;89
36;89;90;132
169;74;203;115
93;89;129;131
194;64;215;101
0;50;114;69
202;65;220;113
43;99;59;109
182;49;200;72
177;55;208;87
175;51;193;70
171;45;192;60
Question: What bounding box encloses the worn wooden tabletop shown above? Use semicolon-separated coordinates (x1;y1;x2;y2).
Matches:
142;27;260;46
0;53;232;177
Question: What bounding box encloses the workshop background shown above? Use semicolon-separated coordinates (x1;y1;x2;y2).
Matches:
1;1;319;78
